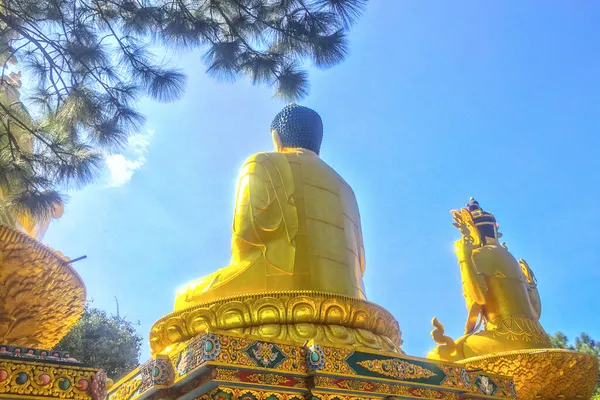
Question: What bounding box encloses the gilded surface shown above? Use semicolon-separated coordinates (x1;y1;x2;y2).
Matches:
175;148;367;308
460;349;599;400
356;358;437;380
195;386;304;400
314;376;460;399
0;358;98;399
195;386;461;400
107;355;174;400
213;367;307;388
109;378;141;400
199;333;305;373
150;291;401;355
0;225;86;348
428;199;550;361
310;394;379;400
111;330;515;400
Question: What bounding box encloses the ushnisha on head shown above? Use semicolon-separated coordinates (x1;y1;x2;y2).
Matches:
270;103;323;155
466;197;501;244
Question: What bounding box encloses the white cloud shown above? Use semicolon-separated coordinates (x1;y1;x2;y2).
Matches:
105;130;154;188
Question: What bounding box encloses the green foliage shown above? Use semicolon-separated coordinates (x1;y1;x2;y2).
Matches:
56;305;142;381
0;0;366;221
550;331;600;397
549;331;568;349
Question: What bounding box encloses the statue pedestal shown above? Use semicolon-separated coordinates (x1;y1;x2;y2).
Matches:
459;349;598;400
108;330;519;400
0;346;106;400
149;291;403;356
0;225;105;400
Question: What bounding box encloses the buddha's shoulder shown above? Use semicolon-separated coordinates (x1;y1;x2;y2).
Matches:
242;151;287;165
242;152;354;192
243;151;322;166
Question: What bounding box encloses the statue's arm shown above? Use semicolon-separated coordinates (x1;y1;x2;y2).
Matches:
519;259;542;319
459;246;488;334
231;154;298;273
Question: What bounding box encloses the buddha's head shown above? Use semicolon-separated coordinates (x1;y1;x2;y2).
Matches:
466;198;501;245
270;103;323;155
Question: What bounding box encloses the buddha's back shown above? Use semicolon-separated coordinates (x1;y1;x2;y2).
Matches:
284;149;366;299
174;105;368;309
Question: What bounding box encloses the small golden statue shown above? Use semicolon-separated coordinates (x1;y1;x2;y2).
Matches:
428;198;598;400
428;198;549;361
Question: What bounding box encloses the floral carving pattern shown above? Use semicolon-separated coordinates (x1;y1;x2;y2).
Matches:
244;342;287;368
356;358;437;380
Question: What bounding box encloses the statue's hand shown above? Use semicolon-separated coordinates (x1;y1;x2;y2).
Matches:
455;237;473;263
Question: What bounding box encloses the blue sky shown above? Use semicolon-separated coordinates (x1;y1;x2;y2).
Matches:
45;1;600;362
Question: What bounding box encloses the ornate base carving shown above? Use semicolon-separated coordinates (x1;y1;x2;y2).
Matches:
458;348;599;400
0;225;86;348
150;291;402;355
109;330;518;400
0;353;106;400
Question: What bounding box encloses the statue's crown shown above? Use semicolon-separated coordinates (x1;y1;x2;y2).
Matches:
466;197;497;228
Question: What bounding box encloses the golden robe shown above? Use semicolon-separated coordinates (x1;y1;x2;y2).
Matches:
176;148;366;309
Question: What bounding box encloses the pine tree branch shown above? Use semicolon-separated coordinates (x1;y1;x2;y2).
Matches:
0;13;70;102
231;0;312;44
0;100;68;163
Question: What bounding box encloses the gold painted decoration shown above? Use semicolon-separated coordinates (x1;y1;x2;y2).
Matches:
0;225;86;348
356;358;437;380
315;376;376;392
242;373;292;386
486;316;549;345
459;349;599;400
107;376;141;400
150;291;401;355
213;367;307;389
209;333;306;373
244;342;287;368
108;331;516;400
0;359;98;399
310;394;379;400
195;386;304;400
437;364;472;391
213;368;239;382
314;376;461;399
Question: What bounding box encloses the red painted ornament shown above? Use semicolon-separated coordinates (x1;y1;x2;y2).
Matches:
77;378;89;391
39;374;51;385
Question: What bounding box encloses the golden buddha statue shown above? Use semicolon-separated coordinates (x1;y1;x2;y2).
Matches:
426;199;598;400
175;104;367;308
151;105;401;355
428;198;550;361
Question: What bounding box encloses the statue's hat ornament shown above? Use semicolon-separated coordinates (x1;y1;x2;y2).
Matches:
271;103;323;154
466;198;498;229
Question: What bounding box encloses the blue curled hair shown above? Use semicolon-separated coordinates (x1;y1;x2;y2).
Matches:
271;104;323;154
